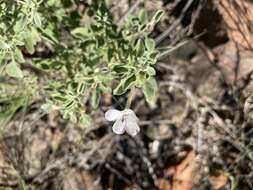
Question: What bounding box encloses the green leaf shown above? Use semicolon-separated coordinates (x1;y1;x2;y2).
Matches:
70;113;77;123
41;28;58;44
146;66;156;76
91;88;101;109
142;77;157;106
107;48;114;62
100;83;111;93
149;51;159;60
23;28;40;54
23;33;35;54
14;17;26;33
139;9;149;24
32;28;41;42
153;10;164;23
114;74;136;95
64;100;76;110
79;114;91;128
113;65;129;73
34;12;42;28
145;38;155;51
135;39;144;56
71;27;89;37
136;71;146;86
6;61;23;78
53;95;67;102
15;39;25;46
0;53;6;65
41;101;54;113
77;83;86;94
14;48;25;63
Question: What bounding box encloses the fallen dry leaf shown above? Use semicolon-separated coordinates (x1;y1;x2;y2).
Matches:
210;0;253;87
158;167;174;190
172;150;200;190
208;172;228;190
0;143;19;186
159;150;200;190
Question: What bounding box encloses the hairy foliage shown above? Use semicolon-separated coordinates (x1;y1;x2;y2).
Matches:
0;0;163;126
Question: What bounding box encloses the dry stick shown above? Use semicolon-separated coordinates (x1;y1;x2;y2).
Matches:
225;135;253;170
161;81;253;163
167;0;184;11
139;119;174;126
159;61;253;186
187;0;204;35
80;133;113;162
197;108;206;154
110;0;126;12
155;0;195;45
105;163;143;190
117;0;143;25
105;163;132;186
132;136;159;189
157;31;206;61
207;109;253;162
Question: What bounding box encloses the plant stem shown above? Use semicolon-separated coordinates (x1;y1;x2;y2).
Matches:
126;87;135;108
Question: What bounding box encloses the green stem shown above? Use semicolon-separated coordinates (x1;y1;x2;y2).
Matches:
125;87;135;109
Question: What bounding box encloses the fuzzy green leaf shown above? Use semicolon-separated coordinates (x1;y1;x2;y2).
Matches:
91;88;101;109
71;27;89;37
23;33;35;54
153;10;164;23
114;74;136;95
145;38;155;51
135;39;144;56
14;48;25;63
41;28;58;44
146;66;156;76
139;9;149;24
80;114;92;128
34;12;42;28
142;77;157;106
6;62;23;78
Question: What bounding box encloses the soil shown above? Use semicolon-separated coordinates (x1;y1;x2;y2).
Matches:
0;0;253;190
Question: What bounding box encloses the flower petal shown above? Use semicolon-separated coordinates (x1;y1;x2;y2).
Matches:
112;119;125;135
123;109;139;122
125;121;140;136
125;114;139;123
123;109;135;115
105;109;122;121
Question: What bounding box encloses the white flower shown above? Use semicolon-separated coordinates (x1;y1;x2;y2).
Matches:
105;109;140;136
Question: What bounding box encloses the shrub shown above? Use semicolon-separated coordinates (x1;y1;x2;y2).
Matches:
0;0;163;127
